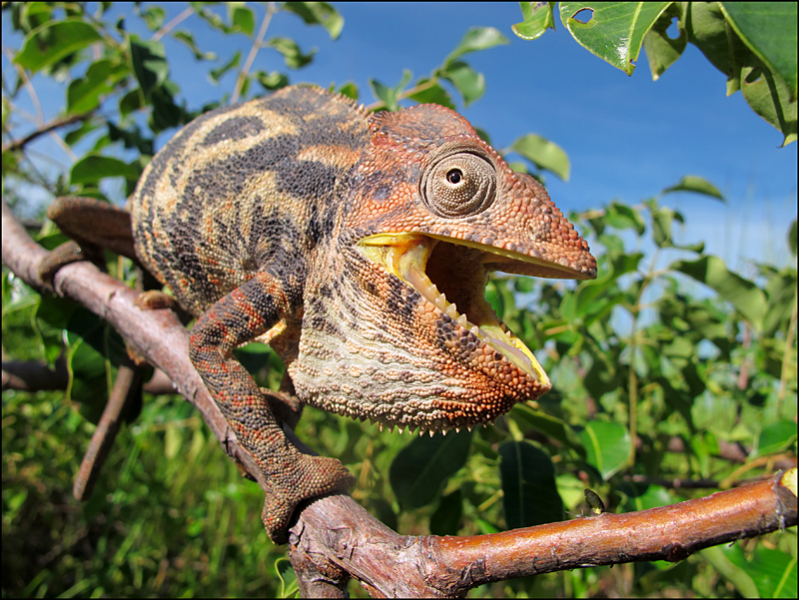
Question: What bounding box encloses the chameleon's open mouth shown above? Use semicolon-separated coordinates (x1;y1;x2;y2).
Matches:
358;233;559;384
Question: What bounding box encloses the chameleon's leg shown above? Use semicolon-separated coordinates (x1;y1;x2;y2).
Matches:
189;272;353;544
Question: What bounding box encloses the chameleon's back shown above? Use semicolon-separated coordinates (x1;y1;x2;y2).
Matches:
130;86;370;316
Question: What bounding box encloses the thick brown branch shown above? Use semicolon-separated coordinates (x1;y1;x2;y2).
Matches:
3;111;94;153
3;200;796;598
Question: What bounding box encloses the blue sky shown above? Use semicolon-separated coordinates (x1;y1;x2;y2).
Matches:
3;3;797;275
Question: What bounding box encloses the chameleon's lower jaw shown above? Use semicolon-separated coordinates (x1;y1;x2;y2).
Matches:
357;233;549;385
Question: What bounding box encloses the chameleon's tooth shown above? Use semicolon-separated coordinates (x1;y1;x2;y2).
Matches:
442;429;449;436
429;429;435;437
467;425;474;432
418;427;426;436
456;314;468;328
379;423;384;432
455;427;461;433
445;303;458;319
397;426;404;434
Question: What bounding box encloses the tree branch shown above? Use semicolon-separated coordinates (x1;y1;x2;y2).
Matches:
2;111;95;154
2;199;796;598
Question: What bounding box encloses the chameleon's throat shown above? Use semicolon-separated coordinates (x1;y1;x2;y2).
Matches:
357;233;548;383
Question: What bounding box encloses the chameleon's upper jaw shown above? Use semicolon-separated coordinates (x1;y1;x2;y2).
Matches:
358;232;571;382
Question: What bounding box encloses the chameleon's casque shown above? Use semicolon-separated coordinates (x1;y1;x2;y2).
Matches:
129;85;596;542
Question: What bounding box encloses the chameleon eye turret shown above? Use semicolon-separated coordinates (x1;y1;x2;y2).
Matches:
421;147;497;217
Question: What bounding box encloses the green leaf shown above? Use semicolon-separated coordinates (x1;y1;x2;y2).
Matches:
682;2;746;95
499;441;564;529
671;255;767;331
389;429;472;509
284;2;344;40
275;559;299;599
444;27;509;66
67;59;126;114
651;205;684;248
407;80;455;110
129;38;168;100
15;18;102;73
507;133;570;181
662;175;724;201
138;6;165;31
643;3;686;80
439;61;485;107
513;2;557;41
579;421;631;480
267;37;315;70
369;69;412;111
559;2;672;75
753;420;798;457
510;404;585;455
70;154;140;185
336;81;359;100
228;4;255;36
740;54;797;146
173;31;217;61
429;489;462;535
789;219;797;256
719;3;797;102
724;543;798;599
209;51;241;85
254;70;288;92
119;88;143;117
606;201;646;234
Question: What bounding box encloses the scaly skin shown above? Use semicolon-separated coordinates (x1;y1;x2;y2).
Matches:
125;85;595;543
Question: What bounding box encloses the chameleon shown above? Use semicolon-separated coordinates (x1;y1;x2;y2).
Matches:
47;85;596;544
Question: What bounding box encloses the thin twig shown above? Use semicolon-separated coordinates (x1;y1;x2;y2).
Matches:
2;111;95;154
153;6;195;41
231;2;276;105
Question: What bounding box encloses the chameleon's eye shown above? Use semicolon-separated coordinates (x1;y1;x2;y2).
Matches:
422;152;496;217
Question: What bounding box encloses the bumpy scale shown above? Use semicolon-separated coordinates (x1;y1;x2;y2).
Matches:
127;85;596;543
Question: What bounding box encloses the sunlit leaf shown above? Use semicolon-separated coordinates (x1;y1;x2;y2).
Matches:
267;37;315;70
580;421;630;480
643;3;686;80
671;255;767;331
719;2;797;101
513;2;557;41
70;154;140;185
559;2;671;75
15;18;102;73
440;61;485;106
507;133;570;181
444;27;508;66
662;175;724;201
284;2;344;40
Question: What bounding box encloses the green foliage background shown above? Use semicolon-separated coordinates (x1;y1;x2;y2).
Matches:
2;2;797;597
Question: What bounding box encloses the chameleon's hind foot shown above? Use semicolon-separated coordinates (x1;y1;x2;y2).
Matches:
261;453;353;544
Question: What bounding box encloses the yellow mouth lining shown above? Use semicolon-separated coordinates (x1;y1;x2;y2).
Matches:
358;233;549;384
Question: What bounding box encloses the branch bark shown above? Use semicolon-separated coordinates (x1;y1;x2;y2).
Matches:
3;200;796;598
2;111;95;153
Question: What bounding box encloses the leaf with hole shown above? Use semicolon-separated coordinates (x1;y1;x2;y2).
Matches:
560;2;672;75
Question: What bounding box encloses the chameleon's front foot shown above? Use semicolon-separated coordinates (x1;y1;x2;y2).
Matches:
262;453;353;544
